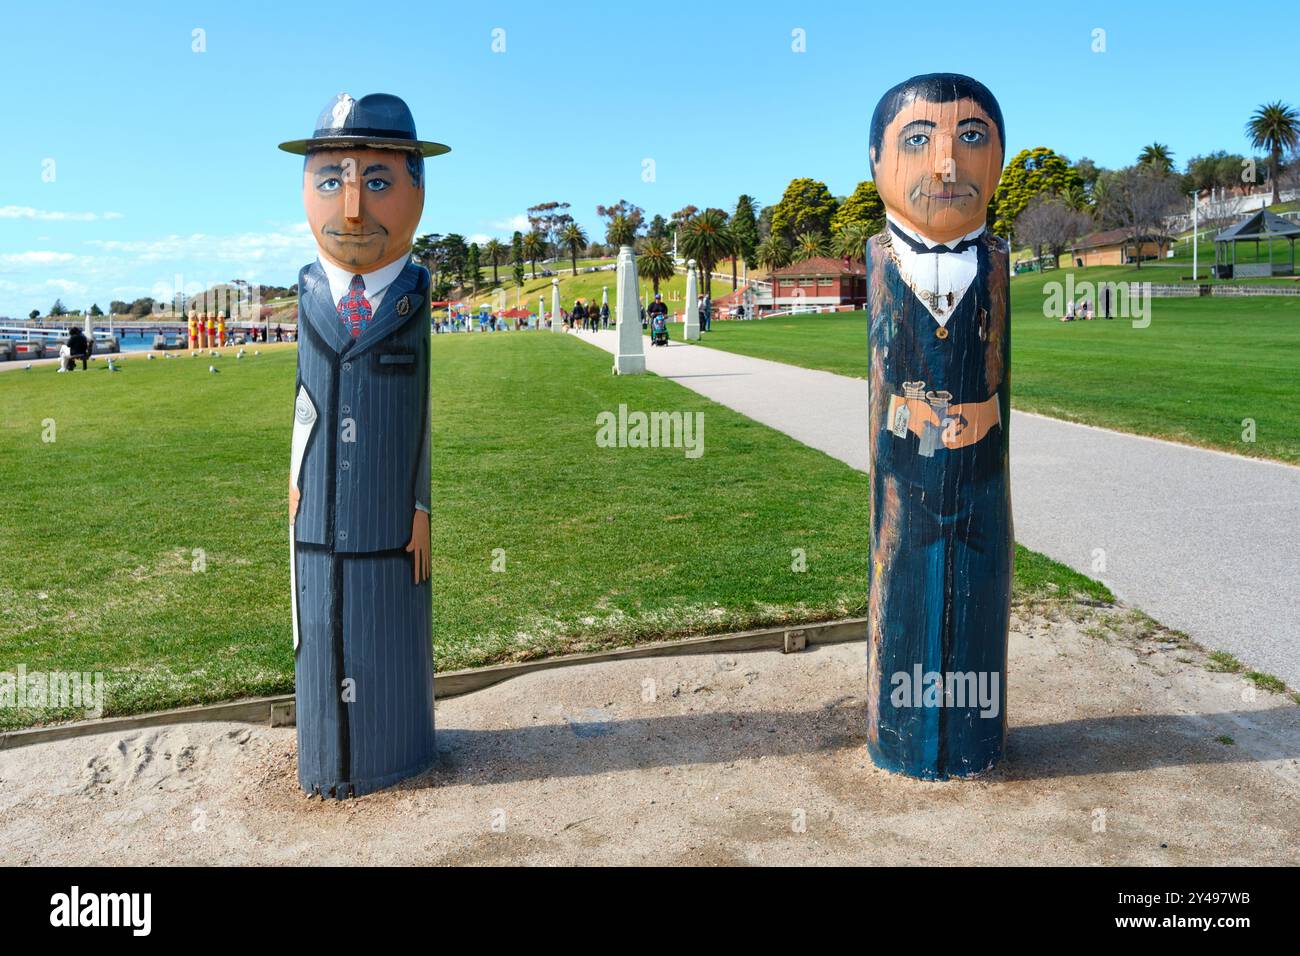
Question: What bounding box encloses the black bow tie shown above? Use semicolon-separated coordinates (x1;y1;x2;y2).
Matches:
889;223;980;256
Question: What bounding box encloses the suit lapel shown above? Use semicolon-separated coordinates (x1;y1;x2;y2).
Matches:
300;261;353;354
348;261;425;359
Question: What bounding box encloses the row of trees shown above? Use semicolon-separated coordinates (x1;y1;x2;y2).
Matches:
421;177;889;300
415;100;1297;296
1007;101;1299;268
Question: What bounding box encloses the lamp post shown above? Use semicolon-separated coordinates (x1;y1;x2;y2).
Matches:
1190;191;1199;281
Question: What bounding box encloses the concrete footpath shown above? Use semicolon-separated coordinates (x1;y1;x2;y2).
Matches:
2;606;1297;865
578;329;1300;688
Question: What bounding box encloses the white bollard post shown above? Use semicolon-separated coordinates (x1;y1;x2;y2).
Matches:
613;245;645;375
683;259;700;341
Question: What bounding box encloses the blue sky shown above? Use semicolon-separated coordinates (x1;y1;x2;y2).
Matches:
0;0;1291;317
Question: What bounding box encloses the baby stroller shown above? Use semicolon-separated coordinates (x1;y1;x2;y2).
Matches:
650;313;669;346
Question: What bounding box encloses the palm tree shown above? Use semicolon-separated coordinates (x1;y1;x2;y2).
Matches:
607;214;636;247
1138;143;1175;174
792;231;829;262
522;230;546;279
1061;183;1091;213
831;225;870;263
560;223;588;275
638;238;675;294
1247;101;1300;204
755;235;792;276
679;209;735;295
483;238;505;287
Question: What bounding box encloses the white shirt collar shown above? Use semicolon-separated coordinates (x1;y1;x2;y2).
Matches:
883;215;984;327
316;252;410;312
886;214;985;250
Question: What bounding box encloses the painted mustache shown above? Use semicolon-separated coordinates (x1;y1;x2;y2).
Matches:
913;184;980;202
323;225;388;241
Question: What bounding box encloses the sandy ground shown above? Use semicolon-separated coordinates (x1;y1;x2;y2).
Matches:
2;604;1297;866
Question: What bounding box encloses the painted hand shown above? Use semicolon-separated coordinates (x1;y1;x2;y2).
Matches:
905;397;941;439
289;481;300;524
405;509;430;584
942;397;1000;449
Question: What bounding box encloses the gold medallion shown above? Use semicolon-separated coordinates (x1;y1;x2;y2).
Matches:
935;327;949;340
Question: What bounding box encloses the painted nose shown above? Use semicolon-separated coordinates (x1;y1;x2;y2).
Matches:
932;131;954;180
343;163;362;222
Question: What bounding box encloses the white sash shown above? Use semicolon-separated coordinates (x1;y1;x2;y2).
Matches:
289;386;318;651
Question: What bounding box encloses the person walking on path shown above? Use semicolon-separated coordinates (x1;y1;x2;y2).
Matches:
647;292;668;331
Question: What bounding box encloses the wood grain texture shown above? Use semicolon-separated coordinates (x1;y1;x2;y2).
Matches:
866;230;1012;779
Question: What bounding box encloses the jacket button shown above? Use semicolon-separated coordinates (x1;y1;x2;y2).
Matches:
340;460;350;471
342;362;352;372
338;530;348;541
342;404;351;414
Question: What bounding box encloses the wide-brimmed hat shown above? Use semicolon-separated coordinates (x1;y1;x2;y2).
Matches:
278;92;450;157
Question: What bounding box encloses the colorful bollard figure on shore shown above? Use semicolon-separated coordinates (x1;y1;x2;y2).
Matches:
864;74;1012;779
280;93;449;798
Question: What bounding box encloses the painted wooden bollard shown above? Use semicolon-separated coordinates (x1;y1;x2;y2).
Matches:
187;310;199;349
280;92;449;798
865;74;1012;779
216;311;226;347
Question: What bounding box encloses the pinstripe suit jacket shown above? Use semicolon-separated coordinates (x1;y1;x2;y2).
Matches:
293;258;431;553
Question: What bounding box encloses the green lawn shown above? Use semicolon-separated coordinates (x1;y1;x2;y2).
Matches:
679;272;1300;463
0;333;1109;729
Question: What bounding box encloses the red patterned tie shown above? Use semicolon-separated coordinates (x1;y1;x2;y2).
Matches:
337;274;372;338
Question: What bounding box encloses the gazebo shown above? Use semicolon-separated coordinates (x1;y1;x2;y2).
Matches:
1212;209;1299;279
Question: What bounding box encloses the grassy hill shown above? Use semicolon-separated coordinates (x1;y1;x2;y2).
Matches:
673;269;1300;463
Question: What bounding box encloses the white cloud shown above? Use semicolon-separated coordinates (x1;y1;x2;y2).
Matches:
0;251;79;266
0;227;318;317
86;228;315;264
488;213;530;233
0;206;124;222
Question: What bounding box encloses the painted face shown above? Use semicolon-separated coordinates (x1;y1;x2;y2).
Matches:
303;147;424;272
871;97;1002;243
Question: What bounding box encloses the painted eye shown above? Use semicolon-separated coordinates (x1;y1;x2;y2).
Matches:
905;133;929;148
959;129;985;144
365;178;390;192
317;177;341;192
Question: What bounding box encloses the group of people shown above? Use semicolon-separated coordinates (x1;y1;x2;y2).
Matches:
434;312;524;333
1061;298;1093;322
1060;298;1113;322
562;299;610;331
434;290;719;334
1061;287;1116;323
